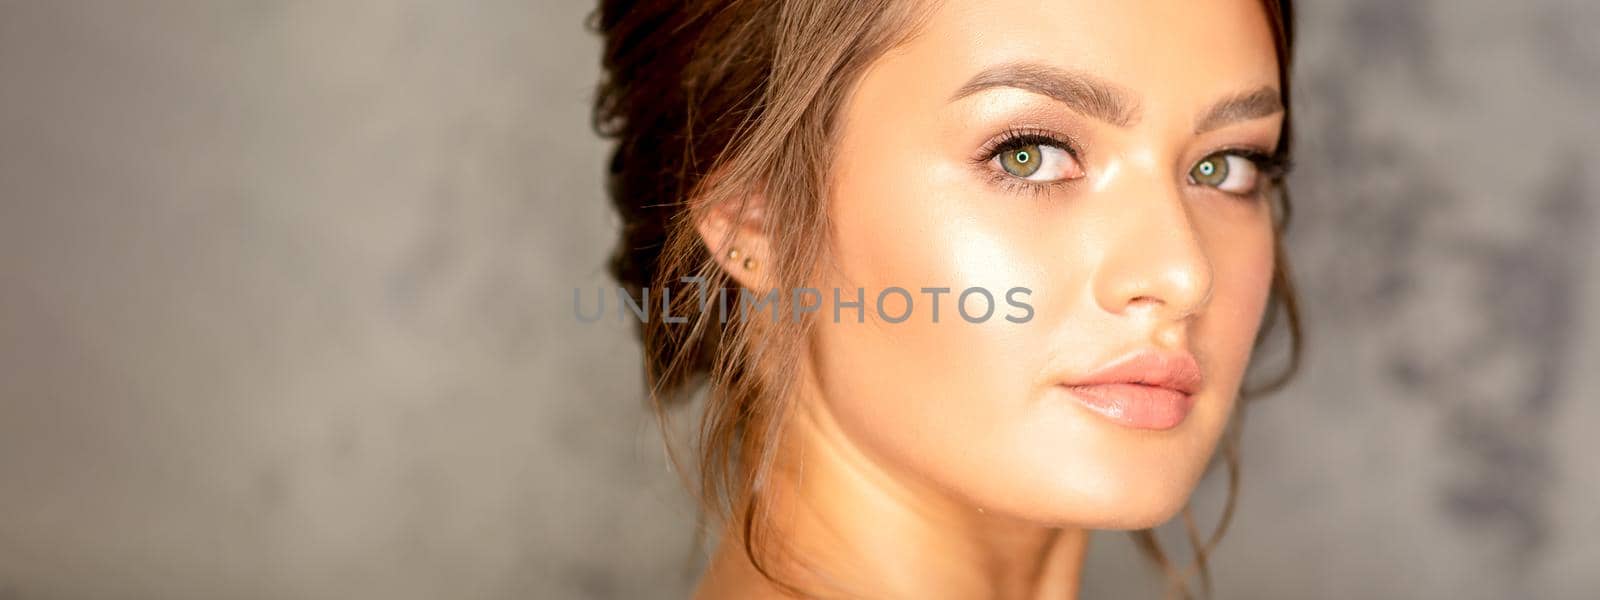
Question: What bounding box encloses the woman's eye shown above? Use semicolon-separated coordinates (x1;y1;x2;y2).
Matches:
1189;151;1261;194
993;142;1079;182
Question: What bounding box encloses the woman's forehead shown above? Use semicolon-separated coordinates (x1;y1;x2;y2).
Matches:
866;0;1282;115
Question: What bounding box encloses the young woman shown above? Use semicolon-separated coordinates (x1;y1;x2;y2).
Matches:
591;0;1302;597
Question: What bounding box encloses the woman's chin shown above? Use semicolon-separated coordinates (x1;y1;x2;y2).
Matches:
1090;497;1191;531
977;463;1205;531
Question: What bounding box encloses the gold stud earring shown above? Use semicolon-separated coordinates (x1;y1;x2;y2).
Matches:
742;256;758;271
726;247;741;261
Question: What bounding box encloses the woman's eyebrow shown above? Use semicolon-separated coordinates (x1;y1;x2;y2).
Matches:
949;61;1140;127
1194;86;1283;134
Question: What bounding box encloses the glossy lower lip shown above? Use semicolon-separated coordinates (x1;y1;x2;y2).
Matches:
1062;383;1195;430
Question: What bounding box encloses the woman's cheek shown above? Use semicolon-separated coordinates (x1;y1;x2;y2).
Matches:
1197;213;1278;403
809;152;1053;470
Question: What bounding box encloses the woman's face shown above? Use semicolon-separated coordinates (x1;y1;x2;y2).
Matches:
806;0;1283;528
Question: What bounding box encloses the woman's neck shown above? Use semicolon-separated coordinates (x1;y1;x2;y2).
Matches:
694;390;1087;599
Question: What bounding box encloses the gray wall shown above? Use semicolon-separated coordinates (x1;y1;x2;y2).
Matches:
0;1;1595;599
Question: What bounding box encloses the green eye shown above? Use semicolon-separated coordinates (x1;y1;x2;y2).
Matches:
999;144;1042;177
1190;152;1229;187
985;135;1080;186
1188;151;1268;195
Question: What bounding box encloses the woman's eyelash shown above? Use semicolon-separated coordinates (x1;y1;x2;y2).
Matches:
972;127;1082;197
1223;148;1292;181
970;128;1292;199
974;127;1080;165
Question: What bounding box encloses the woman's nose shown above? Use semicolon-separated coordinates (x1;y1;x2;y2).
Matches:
1088;164;1214;323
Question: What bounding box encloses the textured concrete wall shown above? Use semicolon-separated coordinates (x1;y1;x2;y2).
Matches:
0;1;1595;599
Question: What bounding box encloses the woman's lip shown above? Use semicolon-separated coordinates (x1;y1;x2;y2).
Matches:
1064;349;1203;395
1062;383;1194;430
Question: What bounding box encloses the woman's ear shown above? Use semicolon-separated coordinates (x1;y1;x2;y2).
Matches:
694;189;772;290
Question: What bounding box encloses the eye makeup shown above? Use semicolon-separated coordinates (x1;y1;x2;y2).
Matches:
970;125;1087;197
1186;146;1289;198
969;123;1291;201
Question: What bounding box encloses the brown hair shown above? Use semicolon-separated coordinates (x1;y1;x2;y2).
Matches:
590;0;1301;597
